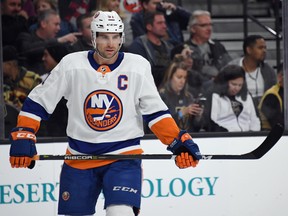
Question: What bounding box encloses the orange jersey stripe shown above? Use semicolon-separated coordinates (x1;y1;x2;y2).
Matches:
64;148;144;170
17;115;40;133
150;117;180;144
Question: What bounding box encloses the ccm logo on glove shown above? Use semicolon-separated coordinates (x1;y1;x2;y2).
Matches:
11;131;36;142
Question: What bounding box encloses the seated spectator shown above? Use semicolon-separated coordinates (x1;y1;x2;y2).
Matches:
203;64;260;132
130;0;191;46
28;0;75;37
171;10;232;86
1;0;29;47
41;43;71;137
159;55;204;132
3;45;42;110
229;34;277;108
258;63;284;130
16;9;81;75
70;12;94;52
128;11;174;88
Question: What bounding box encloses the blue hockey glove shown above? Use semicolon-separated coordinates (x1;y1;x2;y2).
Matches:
9;127;37;169
167;130;201;168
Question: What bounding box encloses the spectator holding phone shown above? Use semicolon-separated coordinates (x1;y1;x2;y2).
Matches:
159;55;204;132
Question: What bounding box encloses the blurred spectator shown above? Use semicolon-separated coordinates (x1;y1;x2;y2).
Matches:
172;10;232;86
58;0;97;30
96;0;125;17
128;11;174;88
41;43;71;137
175;44;205;96
16;9;81;75
159;55;204;132
70;12;94;51
258;63;284;130
3;45;42;110
130;0;191;46
1;0;29;47
228;34;277;108
203;64;260;132
42;42;73;79
22;0;36;17
29;0;75;37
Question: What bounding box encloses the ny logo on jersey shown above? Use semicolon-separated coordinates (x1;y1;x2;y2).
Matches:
84;90;123;131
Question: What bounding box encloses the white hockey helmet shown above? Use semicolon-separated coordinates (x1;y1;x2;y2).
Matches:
91;10;125;48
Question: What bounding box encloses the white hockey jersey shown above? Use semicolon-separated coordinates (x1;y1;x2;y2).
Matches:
18;51;180;169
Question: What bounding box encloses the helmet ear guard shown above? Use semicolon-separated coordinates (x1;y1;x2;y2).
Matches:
91;10;125;49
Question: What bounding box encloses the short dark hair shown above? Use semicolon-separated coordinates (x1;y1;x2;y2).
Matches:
243;35;264;55
76;12;93;30
143;11;164;30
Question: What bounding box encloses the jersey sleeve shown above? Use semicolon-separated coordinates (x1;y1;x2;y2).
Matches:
136;57;180;144
17;57;70;132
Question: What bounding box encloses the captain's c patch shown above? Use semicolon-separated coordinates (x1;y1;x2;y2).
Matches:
84;90;123;131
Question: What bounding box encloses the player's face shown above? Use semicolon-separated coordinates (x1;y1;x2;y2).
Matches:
95;32;121;59
191;15;212;42
1;0;22;16
148;14;167;37
42;14;61;38
170;68;187;94
228;77;244;96
248;38;267;62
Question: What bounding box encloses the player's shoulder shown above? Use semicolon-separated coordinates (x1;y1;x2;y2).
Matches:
63;50;89;61
123;52;150;65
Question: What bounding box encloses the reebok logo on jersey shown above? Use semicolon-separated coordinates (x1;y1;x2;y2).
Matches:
84;90;123;131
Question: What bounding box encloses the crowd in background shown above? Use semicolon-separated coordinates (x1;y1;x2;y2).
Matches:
1;0;283;137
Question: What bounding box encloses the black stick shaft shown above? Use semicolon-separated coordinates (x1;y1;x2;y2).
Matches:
33;124;283;161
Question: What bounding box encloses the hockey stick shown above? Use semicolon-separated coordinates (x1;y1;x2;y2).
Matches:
33;123;284;161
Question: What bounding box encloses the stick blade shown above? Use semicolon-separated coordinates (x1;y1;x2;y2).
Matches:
249;123;284;159
201;123;284;160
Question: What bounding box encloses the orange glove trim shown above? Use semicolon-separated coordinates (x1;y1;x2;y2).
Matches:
180;133;192;142
11;131;36;142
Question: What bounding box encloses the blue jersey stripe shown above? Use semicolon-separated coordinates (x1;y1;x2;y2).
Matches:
22;97;51;120
143;110;170;123
88;50;124;71
68;136;141;155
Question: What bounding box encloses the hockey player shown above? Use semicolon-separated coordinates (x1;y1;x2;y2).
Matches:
9;11;201;216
